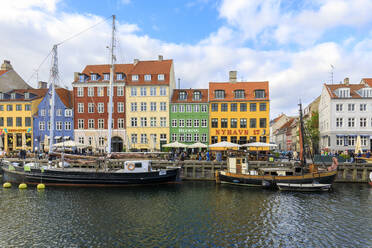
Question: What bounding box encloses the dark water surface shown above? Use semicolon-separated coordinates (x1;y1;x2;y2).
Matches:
0;182;371;248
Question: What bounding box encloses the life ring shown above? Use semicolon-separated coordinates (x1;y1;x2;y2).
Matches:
127;163;135;171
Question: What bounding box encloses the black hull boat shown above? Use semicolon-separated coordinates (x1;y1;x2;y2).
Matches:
1;160;180;187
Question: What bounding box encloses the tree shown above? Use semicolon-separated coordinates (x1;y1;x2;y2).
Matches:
304;111;320;154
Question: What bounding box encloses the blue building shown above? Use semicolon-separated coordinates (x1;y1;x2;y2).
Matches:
33;86;74;152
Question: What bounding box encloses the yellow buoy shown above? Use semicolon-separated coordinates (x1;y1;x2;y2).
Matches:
37;183;45;190
3;182;12;188
18;183;27;189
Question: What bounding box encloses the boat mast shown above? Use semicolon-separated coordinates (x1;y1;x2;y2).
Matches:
298;102;307;166
49;44;58;153
107;15;116;154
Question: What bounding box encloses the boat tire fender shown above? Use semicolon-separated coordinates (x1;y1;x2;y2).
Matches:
127;163;135;171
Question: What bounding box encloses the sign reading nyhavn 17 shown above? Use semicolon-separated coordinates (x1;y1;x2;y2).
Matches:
214;129;262;136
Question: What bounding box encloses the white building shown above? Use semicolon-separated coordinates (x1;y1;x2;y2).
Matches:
319;78;372;152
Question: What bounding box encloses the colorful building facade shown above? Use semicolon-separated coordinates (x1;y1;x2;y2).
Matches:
33;86;74;152
125;56;175;151
209;71;270;149
170;89;209;145
0;89;47;152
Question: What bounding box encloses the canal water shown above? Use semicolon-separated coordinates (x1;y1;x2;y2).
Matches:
0;182;371;248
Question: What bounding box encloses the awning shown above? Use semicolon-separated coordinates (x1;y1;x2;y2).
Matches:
336;134;345;137
54;136;61;139
63;136;70;140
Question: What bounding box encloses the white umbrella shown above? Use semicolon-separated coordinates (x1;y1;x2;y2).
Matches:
242;142;277;148
209;141;241;148
53;140;87;148
163;141;188;148
355;135;362;154
187;142;208;148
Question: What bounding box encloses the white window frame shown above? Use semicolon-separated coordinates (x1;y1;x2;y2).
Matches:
117;86;124;96
88;103;94;113
150;117;157;127
64;121;71;130
172;119;177;127
88;87;94;97
117;102;124;113
78;119;84;129
160;117;166;127
160;87;166;96
150;87;157;96
131;87;137;96
88;119;94;129
131;102;137;112
145;74;151;81
77;87;84;97
140;87;147;96
98;103;104;113
141;102;147;112
118;118;124;129
158;74;165;81
150;102;157;111
132;75;139;81
78;103;84;113
98;119;104;129
160;102;166;111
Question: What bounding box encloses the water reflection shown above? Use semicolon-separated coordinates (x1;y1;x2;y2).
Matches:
0;182;371;247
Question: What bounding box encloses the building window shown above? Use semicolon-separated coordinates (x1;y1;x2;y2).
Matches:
25;104;31;111
179;91;187;100
78;119;84;129
78;103;84;113
250;118;256;128
77;87;84;97
40;109;46;116
140;102;147;112
150;117;157;127
150;102;157;111
101;74;108;81
99;137;105;146
186;105;192;112
336;104;343;112
201;134;207;143
194;105;200;112
336;118;343;127
212;118;218;128
193;91;201;101
336;136;343;146
201;105;207;112
117;86;124;96
96;87;103;97
348;136;355;146
25;117;31;127
39;121;45;131
16;105;22;111
360;104;367;111
221;104;228;112
145;74;151;81
160;87;167;96
131;87;137;96
117;102;124;113
56;121;62;131
65;109;72;116
231;118;237;128
7;117;13;126
172;105;177;113
131;134;137;144
259;118;267;128
65;121;71;130
230;136;238;143
250;136;257;142
88;119;94;129
91;74;97;81
348;118;355;127
240;118;247;128
240;103;247;112
211;136;218;144
88;103;94;113
160;102;167;111
361;136;368;146
118;119;124;129
132;75;139;81
254;90;265;98
98;119;104;129
78;137;84;144
140;87;147;96
11;93;16;99
172;119;177;127
88;87;94;97
97;103;104;113
221;118;228;128
348;104;355;111
260;103;267;111
117;74;123;80
230;103;237;112
186;119;192;128
186;134;192;142
220;136;227;142
158;74;165;81
172;134;177;142
141;117;147;127
79;75;85;82
179;134;185;142
131;117;137;127
194;119;200;127
214;90;225;99
107;87;111;97
179;105;185;112
16;117;22;127
360;118;367;127
234;90;245;99
250;103;257;111
179;119;185;127
6;105;13;111
211;103;218;112
239;136;247;145
201;119;207;128
150;87;156;96
131;102;137;112
0;105;3;111
160;117;166;127
141;134;147;144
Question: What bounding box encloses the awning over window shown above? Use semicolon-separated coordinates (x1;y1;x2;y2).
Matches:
54;136;61;139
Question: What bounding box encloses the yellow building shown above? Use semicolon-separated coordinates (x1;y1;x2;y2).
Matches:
0;89;47;152
125;57;175;151
209;71;270;150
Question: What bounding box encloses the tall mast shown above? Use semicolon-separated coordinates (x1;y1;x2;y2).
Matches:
49;44;58;153
298;102;306;166
107;15;116;154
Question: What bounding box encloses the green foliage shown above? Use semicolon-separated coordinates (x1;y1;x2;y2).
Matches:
304;111;320;154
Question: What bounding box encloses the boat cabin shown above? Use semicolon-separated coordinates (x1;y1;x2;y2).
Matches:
117;160;153;173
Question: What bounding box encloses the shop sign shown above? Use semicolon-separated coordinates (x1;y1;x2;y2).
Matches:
178;129;199;133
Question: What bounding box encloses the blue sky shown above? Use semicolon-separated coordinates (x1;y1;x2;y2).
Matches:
1;0;372;117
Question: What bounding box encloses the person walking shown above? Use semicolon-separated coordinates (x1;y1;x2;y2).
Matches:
206;151;210;161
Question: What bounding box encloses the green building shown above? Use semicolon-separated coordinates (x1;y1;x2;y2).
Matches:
170;89;209;144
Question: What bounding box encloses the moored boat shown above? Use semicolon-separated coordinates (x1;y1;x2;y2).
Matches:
369;172;372;186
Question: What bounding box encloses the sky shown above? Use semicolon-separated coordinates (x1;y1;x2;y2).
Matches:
1;0;372;118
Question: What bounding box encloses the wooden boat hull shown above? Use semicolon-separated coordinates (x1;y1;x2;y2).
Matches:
217;170;337;189
2;165;180;187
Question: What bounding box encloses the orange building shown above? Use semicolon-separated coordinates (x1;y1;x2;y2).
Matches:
209;71;270;149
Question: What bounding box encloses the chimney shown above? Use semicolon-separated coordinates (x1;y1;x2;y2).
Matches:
74;72;79;81
134;59;139;65
344;77;349;85
229;71;237;83
38;81;47;89
1;60;13;70
158;55;163;61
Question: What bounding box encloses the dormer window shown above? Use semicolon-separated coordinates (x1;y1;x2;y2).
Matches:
214;90;225;99
11;93;16;99
254;90;265;98
158;74;165;81
234;90;245;99
338;88;350;98
24;92;30;99
103;74;110;81
91;74;97;81
117;74;123;80
79;75;85;82
193;91;201;101
144;74;151;81
132;75;139;81
179;91;187;100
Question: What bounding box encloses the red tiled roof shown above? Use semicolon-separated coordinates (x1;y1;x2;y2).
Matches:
273;114;285;123
0;88;48;102
0;70;8;77
361;78;372;87
56;88;73;108
325;83;366;99
209;81;269;101
171;89;208;103
278;118;295;130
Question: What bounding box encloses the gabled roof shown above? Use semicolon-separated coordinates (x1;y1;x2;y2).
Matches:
56;88;73;108
209;81;269;101
0;70;8;77
278;118;295;131
0;88;48;102
171;89;208;103
361;78;372;87
324;83;367;99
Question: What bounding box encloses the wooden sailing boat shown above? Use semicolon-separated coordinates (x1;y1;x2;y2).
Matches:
216;103;338;191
